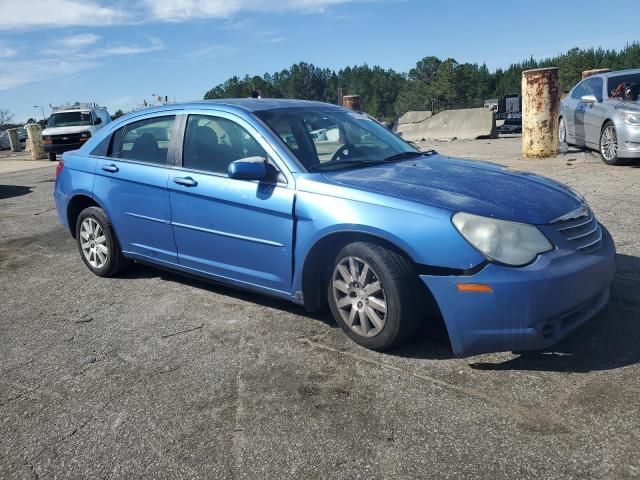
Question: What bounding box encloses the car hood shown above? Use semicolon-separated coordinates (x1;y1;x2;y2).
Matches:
42;125;93;136
321;155;583;224
616;100;640;113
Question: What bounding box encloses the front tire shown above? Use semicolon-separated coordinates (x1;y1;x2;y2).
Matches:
327;242;422;351
558;117;567;144
600;121;626;166
75;206;129;277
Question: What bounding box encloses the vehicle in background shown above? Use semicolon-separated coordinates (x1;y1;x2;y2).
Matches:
559;68;640;165
54;99;615;357
0;127;26;150
483;98;499;113
497;113;522;134
484;94;521;120
42;103;111;161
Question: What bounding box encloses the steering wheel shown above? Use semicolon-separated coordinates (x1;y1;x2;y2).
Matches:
330;143;358;162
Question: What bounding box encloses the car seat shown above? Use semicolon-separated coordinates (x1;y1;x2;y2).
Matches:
129;133;161;163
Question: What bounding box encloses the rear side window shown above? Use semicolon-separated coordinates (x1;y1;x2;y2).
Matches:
108;116;175;165
182;114;267;174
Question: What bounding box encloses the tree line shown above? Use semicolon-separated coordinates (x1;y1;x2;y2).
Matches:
204;43;640;122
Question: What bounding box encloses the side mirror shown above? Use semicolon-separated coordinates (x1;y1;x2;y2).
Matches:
581;94;597;104
227;156;268;181
95;117;103;125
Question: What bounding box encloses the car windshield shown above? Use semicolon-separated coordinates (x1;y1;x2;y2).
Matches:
255;107;418;171
607;73;640;97
47;111;93;128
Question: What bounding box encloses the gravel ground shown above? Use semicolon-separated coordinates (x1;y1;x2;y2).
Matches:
1;137;639;479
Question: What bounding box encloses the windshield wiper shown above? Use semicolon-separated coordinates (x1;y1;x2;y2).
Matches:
308;159;382;172
382;150;435;163
308;150;437;172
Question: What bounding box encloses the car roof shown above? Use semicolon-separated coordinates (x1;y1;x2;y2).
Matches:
134;98;343;115
590;68;640;80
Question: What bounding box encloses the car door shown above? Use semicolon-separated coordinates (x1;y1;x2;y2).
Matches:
583;76;607;149
571;79;593;146
168;111;295;294
93;114;180;264
563;79;587;144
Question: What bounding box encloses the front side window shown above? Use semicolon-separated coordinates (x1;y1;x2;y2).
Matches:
586;77;603;102
182;114;268;174
571;80;590;100
607;73;640;96
255;108;417;171
108;116;175;165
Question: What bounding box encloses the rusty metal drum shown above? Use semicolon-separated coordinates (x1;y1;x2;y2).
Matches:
522;68;560;158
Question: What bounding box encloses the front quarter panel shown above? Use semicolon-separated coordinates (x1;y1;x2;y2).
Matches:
292;175;486;293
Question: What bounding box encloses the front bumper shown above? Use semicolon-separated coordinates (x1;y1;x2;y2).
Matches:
421;226;616;357
43;142;84;154
616;122;640;158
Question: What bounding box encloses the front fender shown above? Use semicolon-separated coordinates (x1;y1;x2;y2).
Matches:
292;189;485;293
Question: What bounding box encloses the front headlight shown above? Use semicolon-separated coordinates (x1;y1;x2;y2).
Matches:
621;112;640;125
452;212;553;266
79;131;91;141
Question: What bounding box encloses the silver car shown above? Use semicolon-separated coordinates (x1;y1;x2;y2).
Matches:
559;68;640;165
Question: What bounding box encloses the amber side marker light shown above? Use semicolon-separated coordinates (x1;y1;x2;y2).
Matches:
456;283;493;293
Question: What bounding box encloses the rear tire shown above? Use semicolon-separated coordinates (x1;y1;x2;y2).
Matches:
75;206;129;277
327;242;422;351
600;121;627;166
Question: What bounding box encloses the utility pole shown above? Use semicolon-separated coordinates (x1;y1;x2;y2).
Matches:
33;105;45;122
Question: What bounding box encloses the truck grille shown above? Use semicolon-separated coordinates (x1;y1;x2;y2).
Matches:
51;133;82;145
552;207;602;254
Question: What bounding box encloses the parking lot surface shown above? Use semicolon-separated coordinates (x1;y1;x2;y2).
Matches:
1;137;639;479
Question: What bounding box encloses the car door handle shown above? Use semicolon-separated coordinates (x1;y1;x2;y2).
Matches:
101;164;119;173
173;176;198;187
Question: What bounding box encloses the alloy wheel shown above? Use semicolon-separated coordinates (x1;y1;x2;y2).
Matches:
332;256;387;337
80;217;108;269
601;125;618;161
559;117;566;143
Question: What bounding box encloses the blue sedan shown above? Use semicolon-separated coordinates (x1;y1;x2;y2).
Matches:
53;99;616;356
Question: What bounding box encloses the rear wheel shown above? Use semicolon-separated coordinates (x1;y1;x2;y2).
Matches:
75;206;129;277
327;242;422;351
600;121;626;166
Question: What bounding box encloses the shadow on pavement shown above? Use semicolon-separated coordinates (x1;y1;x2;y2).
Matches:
120;253;640;370
121;263;338;328
0;185;32;200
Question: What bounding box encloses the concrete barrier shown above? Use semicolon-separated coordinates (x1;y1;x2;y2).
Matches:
396;108;496;141
395;110;433;136
25;124;46;160
397;110;433;126
7;128;22;152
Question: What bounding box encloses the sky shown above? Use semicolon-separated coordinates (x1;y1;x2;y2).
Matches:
0;0;638;122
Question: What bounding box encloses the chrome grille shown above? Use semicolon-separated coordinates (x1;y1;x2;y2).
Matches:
51;133;82;145
552;207;602;253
